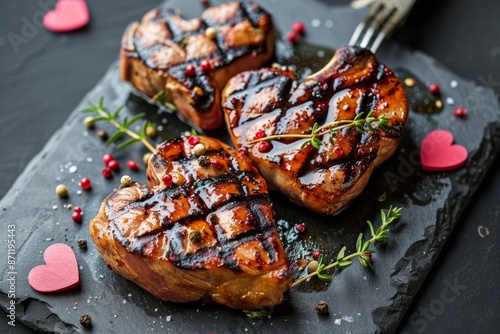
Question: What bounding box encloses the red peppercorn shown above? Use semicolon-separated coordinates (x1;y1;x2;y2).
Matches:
72;211;82;222
79;177;92;190
244;176;251;182
107;160;120;172
201;0;209;5
238;147;248;156
102;154;114;165
357;145;365;156
185;64;196;76
287;30;299;44
169;256;175;262
211;159;222;168
258;141;272;153
101;167;112;178
200;59;211;72
334;145;344;157
429;83;441;95
254;129;265;139
126;160;140;171
454;107;468;118
295;223;306;233
230;97;238;105
292;21;305;35
316;102;328;111
187;136;200;147
312;250;321;260
73;206;82;213
162;174;173;186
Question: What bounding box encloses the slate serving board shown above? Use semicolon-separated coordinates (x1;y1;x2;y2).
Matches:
1;0;500;333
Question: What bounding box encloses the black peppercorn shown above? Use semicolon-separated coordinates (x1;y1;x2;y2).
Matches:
198;155;210;167
189;231;202;243
316;301;329;315
80;314;92;328
78;238;87;250
97;130;109;141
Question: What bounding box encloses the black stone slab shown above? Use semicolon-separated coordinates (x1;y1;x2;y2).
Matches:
1;1;499;333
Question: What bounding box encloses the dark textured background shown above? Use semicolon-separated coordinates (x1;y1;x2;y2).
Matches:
1;0;499;333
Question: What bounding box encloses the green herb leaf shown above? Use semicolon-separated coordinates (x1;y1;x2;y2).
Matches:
337;246;346;261
243;310;268;319
116;137;140;149
338;260;352;269
177;35;188;47
126;113;146;128
361;240;370;252
367;220;375;238
105;131;125;147
317;272;333;282
311;138;322;149
311;122;319;134
165;101;177;111
90;116;109;123
356;233;363;253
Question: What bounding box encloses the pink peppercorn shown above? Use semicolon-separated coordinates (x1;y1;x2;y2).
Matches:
292;21;305;35
454;107;468;118
79;177;91;190
429;83;441;95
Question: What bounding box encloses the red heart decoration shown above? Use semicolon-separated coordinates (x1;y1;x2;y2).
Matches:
43;0;89;33
420;130;468;171
28;243;80;293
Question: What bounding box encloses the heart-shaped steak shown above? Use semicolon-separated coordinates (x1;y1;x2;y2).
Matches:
28;243;80;293
120;2;275;130
222;46;409;215
43;0;89;33
90;136;290;310
420;130;468;171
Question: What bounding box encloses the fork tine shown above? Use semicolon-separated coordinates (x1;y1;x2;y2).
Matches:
361;5;398;51
349;2;385;46
349;0;417;53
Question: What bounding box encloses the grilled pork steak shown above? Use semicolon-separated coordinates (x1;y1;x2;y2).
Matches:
120;2;275;130
222;46;409;215
90;136;291;310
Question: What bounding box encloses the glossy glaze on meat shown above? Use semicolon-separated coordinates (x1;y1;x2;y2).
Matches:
120;2;275;130
222;46;409;215
89;136;291;310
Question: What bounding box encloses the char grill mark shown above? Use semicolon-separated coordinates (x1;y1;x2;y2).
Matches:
121;2;275;130
134;4;269;70
104;139;275;271
222;46;408;215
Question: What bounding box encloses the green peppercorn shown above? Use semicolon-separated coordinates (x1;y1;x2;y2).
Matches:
121;175;133;187
205;27;217;40
307;260;319;273
146;125;157;138
84;116;95;129
55;184;68;197
143;153;152;165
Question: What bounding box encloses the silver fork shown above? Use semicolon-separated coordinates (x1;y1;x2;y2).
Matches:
349;0;417;53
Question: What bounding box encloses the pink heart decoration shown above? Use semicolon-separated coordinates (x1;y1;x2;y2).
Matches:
28;243;80;293
420;130;468;171
43;0;89;33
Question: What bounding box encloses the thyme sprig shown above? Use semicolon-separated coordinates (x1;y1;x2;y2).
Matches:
81;97;156;153
249;110;389;149
291;206;402;288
